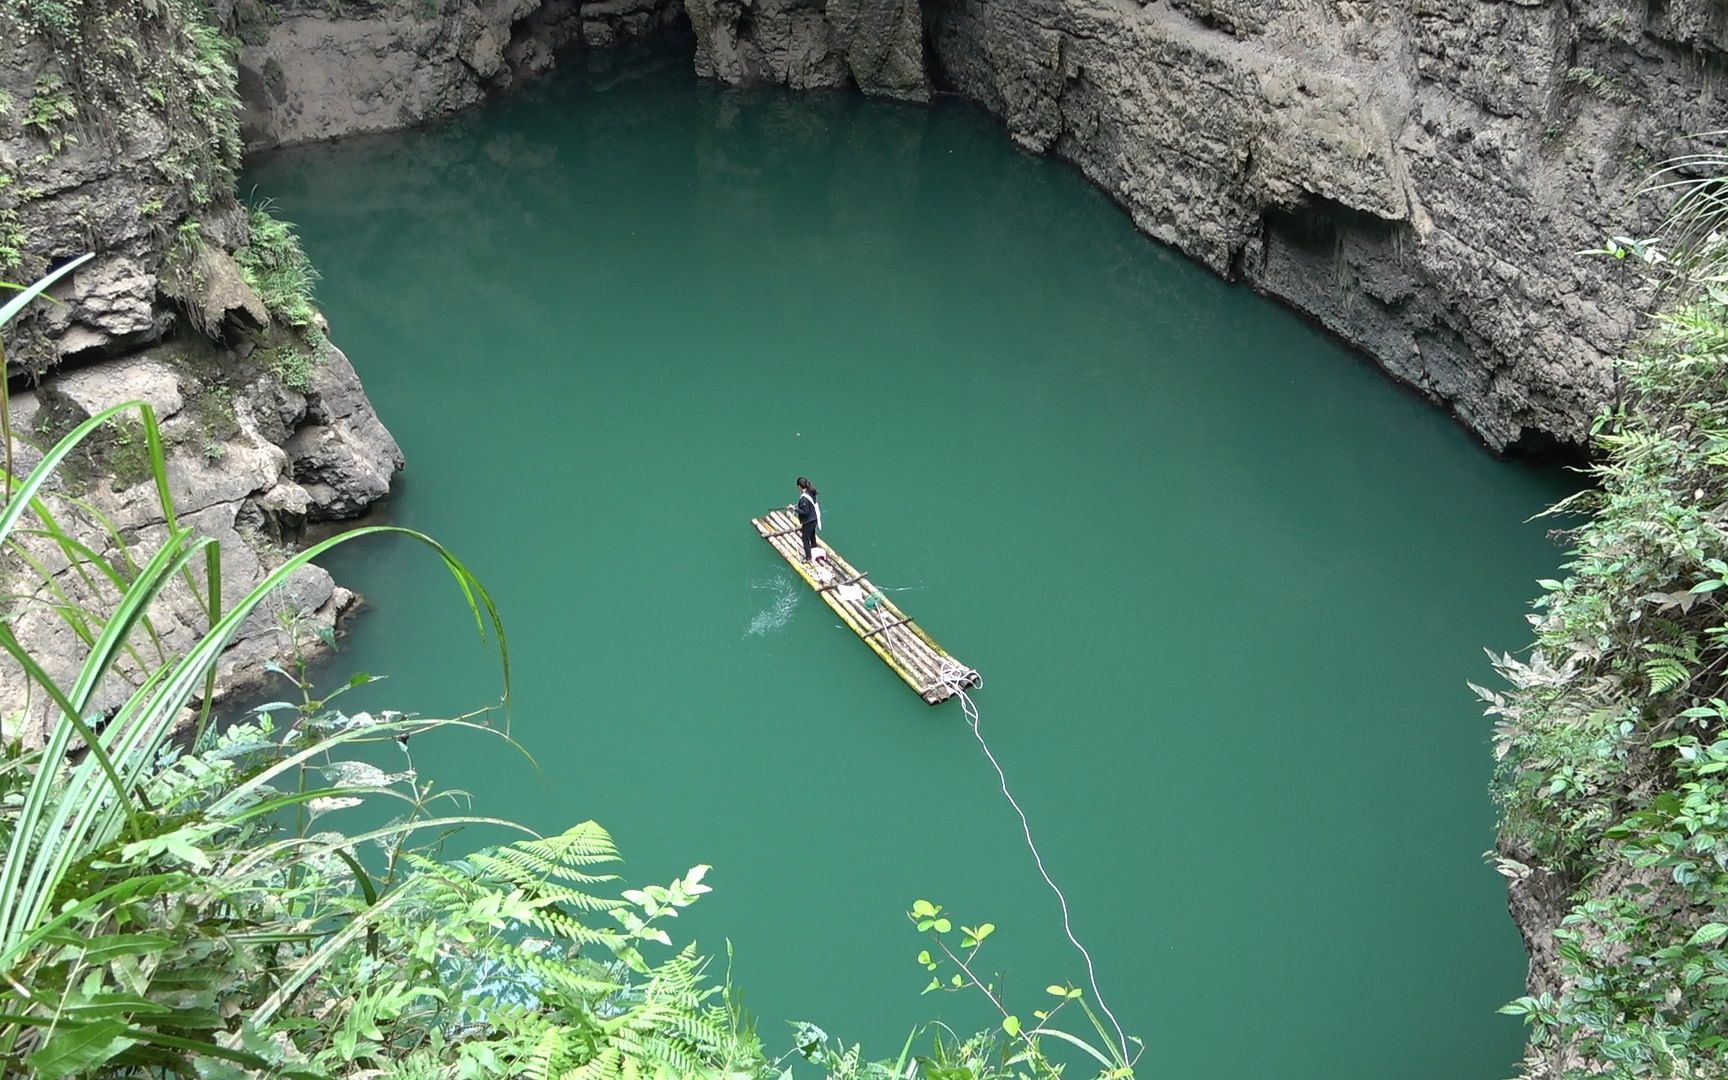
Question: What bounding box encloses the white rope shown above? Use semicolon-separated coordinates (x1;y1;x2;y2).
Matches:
935;658;1130;1064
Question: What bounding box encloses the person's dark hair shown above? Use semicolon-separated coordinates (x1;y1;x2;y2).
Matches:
797;476;818;497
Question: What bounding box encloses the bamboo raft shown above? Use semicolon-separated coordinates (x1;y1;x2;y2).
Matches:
751;507;980;705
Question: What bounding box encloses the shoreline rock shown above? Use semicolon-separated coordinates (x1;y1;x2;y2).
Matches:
0;335;402;744
922;0;1724;452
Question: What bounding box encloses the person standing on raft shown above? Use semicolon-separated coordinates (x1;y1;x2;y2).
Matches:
793;477;822;562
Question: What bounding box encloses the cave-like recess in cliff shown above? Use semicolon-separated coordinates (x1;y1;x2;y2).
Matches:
246;51;1570;1079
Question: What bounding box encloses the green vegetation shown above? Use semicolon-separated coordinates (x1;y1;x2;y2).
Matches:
23;72;77;145
1485;146;1728;1076
186;377;236;440
98;415;155;490
0;208;24;278
238;202;323;333
1;273;1139;1078
13;0;81;42
1564;66;1639;107
4;0;242;207
263;341;316;391
160;5;242;207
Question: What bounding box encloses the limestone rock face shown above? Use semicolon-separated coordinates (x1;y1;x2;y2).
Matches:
688;0;848;89
927;0;1726;450
284;345;407;520
0;10;225;377
686;0;931;99
235;0;688;149
0;338;403;744
828;0;931;101
1;7;412;742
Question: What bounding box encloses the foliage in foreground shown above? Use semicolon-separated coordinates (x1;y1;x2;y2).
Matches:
0;272;1136;1078
1483;144;1728;1077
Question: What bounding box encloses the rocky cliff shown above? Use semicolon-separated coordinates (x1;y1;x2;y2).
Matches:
5;0;1721;725
682;0;1726;452
233;0;687;148
0;0;405;735
222;0;1728;453
684;0;930;99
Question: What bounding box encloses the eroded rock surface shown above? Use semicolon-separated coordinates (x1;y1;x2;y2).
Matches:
234;0;689;148
685;0;931;99
0;338;401;743
1;4;413;744
927;0;1726;450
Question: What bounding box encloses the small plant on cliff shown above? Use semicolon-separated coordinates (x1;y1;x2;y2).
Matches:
22;73;77;154
1565;65;1639;107
13;0;80;42
238;202;322;334
7;0;246;206
0;209;25;277
164;4;243;205
264;342;316;392
98;415;154;490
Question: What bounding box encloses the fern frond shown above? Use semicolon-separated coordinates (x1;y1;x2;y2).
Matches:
530;905;627;942
522;1025;564;1080
521;822;621;867
495;940;623;997
1645;657;1690;693
563;1045;622;1080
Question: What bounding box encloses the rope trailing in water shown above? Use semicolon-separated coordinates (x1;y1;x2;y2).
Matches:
935;658;1130;1064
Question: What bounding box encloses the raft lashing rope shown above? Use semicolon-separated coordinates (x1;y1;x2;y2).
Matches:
933;658;1131;1065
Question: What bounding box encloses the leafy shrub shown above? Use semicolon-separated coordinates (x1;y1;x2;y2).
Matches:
1486;160;1728;1074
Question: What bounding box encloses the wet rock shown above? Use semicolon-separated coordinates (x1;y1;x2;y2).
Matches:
285;344;406;521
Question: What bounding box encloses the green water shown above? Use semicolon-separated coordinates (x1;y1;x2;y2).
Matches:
247;49;1571;1079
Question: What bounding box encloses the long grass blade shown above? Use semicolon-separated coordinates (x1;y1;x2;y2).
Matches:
222;815;535;888
20;501;171;661
190;542;222;746
5;527;503;954
0;716;82;952
0;401;157;548
6;533;150;685
0;254;93;327
0;254;94;504
3;532;210;943
1024;1026;1114;1069
0;873;188;982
